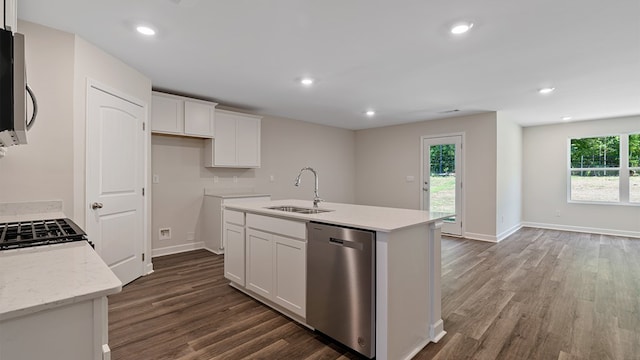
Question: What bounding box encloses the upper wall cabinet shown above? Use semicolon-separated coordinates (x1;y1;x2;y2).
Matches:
1;0;17;31
151;91;217;138
204;110;261;168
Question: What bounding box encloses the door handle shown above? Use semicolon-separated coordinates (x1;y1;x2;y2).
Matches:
91;202;104;210
423;187;429;192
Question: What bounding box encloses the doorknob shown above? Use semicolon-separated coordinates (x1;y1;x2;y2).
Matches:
91;202;104;210
422;187;429;192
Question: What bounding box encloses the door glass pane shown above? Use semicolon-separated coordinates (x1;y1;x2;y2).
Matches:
430;144;456;220
570;170;619;202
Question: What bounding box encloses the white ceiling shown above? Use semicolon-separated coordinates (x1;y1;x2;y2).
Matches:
17;0;640;130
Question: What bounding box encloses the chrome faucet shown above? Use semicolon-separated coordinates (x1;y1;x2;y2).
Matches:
294;167;322;207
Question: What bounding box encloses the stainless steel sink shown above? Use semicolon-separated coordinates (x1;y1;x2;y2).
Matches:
266;205;333;214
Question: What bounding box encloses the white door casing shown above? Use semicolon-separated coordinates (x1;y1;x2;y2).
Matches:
86;84;145;285
421;134;464;236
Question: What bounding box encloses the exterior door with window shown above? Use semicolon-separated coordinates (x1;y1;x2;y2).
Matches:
422;135;463;236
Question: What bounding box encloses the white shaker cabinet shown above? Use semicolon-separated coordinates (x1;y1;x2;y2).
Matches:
245;228;307;316
245;228;274;298
1;0;17;31
151;91;216;138
204;110;261;168
272;234;306;316
244;213;307;318
223;210;246;286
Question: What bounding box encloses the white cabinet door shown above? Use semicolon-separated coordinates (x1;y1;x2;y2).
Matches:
245;229;273;298
151;93;183;134
273;235;306;317
224;223;246;285
237;116;261;167
213;112;237;166
151;92;216;138
204;110;261;168
184;100;215;138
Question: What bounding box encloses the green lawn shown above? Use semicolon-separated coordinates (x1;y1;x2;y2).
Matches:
429;176;456;213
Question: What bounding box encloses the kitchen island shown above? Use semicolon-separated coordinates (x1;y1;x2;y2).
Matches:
223;199;451;360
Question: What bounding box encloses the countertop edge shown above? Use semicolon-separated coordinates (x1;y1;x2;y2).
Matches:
223;199;454;233
0;242;123;322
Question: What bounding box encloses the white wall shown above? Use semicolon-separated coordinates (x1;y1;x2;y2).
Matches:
523;115;640;237
354;113;498;240
496;114;523;239
151;113;356;253
0;21;75;212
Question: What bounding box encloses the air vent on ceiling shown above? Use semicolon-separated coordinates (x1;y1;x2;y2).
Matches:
437;109;461;114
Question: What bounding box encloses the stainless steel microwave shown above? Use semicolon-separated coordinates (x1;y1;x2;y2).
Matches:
0;28;36;147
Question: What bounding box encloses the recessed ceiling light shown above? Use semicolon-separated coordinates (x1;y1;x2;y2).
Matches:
451;22;473;35
136;25;156;36
562;116;572;121
538;87;556;94
365;110;376;117
300;78;314;86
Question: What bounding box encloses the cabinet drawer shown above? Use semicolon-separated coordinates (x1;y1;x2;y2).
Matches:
246;214;306;240
224;210;245;226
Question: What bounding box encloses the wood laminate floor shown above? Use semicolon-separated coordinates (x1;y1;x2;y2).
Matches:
109;228;640;359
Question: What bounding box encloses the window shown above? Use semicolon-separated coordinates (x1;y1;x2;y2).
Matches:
569;133;639;204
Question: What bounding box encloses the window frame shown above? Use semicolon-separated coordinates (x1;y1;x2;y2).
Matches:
567;132;638;206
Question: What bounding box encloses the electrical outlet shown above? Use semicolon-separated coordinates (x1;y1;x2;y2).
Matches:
233;176;238;183
270;175;275;182
214;176;219;183
555;210;561;217
187;232;195;241
406;176;415;182
152;174;160;184
159;228;171;240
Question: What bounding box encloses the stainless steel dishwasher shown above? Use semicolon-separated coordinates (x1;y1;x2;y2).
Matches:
307;222;376;358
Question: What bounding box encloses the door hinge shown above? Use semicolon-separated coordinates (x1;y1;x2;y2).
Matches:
143;122;146;131
142;253;145;262
142;187;145;196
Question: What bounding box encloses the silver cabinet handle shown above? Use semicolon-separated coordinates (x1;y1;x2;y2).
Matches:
91;202;104;210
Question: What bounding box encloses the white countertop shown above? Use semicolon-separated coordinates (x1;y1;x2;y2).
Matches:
204;189;271;199
224;199;454;232
0;242;122;322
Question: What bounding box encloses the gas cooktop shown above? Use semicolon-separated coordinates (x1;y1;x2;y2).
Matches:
0;218;89;250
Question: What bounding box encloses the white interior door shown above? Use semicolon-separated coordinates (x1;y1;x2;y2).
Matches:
422;135;463;236
87;85;145;285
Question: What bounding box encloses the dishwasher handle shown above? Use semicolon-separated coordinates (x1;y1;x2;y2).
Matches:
329;237;363;251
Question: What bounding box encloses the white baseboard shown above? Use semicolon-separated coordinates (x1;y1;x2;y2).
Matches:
203;246;224;255
144;263;154;275
152;241;204;258
496;223;523;242
521;222;640;239
463;232;497;243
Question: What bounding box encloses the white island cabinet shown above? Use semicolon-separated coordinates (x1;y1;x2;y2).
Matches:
245;213;307;318
223;199;451;360
0;242;122;360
